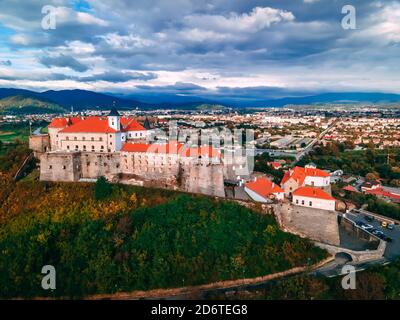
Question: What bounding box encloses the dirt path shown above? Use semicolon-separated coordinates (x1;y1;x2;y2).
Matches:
85;256;334;300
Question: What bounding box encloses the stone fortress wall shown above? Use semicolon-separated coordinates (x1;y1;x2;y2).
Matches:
35;144;226;197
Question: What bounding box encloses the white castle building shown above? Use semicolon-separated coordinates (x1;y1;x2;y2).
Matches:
29;107;226;197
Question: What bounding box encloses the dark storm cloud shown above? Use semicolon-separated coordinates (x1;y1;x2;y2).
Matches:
80;71;157;82
39;54;89;72
136;82;207;94
0;60;12;66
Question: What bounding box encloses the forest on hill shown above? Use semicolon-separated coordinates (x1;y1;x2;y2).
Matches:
0;149;327;298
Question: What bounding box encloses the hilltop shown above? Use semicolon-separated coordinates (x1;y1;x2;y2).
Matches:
0;95;66;114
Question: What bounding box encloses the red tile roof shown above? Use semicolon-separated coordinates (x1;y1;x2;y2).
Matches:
48;117;83;128
59;117;117;133
293;186;335;201
343;185;359;193
52;116;146;134
365;188;400;201
121;142;221;158
268;161;282;169
281;166;330;185
120;117;146;131
245;177;284;199
181;145;222;158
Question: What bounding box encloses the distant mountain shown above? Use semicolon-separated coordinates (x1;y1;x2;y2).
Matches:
123;91;400;108
39;89;150;110
0;88;400;113
257;92;400;107
0;95;66;114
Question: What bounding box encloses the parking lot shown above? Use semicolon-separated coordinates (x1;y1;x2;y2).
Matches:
345;209;400;260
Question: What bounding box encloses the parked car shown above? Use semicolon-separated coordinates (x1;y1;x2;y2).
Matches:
383;235;393;243
365;215;374;222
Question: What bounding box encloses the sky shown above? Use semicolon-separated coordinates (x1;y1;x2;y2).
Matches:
0;0;399;101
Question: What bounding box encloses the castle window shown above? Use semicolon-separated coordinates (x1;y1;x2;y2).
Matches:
92;146;95;151
66;136;69;141
62;165;66;170
87;162;90;166
309;201;312;206
129;133;132;137
82;137;85;141
296;199;299;204
75;145;78;151
110;135;112;138
91;137;94;141
99;137;103;141
301;200;305;205
110;142;113;145
101;146;104;150
74;137;77;140
49;165;52;169
83;145;86;151
67;145;70;150
108;149;111;152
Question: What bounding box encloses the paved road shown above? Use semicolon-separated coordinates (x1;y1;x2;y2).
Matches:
32;127;42;135
345;211;400;260
312;256;389;278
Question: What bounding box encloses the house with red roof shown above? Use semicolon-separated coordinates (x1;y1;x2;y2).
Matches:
244;177;284;202
281;166;331;197
268;161;283;170
48;107;147;152
364;187;400;204
292;186;336;211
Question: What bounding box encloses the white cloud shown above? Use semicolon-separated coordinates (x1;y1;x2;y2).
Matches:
184;7;295;34
55;7;109;27
99;33;154;50
365;2;400;43
10;34;30;46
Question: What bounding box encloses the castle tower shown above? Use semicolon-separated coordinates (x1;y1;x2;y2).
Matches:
108;106;121;131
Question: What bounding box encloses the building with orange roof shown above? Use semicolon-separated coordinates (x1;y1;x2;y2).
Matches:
244;177;284;202
47;107;147;153
32;108;225;198
281;165;331;197
292;186;336;211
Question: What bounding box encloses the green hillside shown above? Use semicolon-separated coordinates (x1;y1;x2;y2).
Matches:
0;95;66;114
0;173;327;298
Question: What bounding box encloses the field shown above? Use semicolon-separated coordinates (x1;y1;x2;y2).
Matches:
0;121;48;144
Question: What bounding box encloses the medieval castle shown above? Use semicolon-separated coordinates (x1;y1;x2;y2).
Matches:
29;107;226;197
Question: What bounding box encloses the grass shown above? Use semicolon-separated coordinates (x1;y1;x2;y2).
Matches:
0;122;44;143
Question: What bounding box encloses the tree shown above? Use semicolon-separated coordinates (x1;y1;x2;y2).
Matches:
94;176;112;201
343;272;385;300
366;172;379;181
